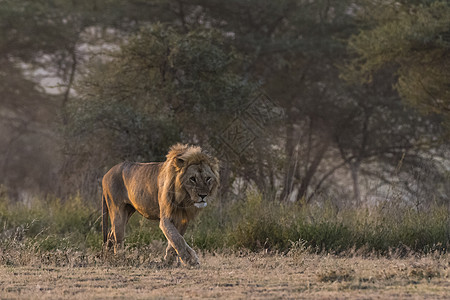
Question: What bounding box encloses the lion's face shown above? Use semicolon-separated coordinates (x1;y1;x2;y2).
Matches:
181;162;219;208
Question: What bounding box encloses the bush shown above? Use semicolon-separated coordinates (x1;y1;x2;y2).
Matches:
189;193;449;254
0;192;448;256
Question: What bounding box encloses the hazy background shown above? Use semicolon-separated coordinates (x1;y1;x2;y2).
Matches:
1;0;449;210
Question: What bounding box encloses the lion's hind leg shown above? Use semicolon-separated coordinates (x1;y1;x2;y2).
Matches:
102;194;115;253
109;204;135;254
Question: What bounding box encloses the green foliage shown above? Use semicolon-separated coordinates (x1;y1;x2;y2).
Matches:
125;215;165;249
363;204;450;253
188;193;450;254
186;201;228;250
345;1;450;123
0;193;449;256
2;0;448;205
222;194;295;251
67;23;253;179
0;195;100;252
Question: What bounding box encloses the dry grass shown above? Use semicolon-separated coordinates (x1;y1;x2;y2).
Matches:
1;195;449;298
1;247;449;299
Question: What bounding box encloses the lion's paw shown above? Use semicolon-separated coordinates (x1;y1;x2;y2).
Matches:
180;248;200;267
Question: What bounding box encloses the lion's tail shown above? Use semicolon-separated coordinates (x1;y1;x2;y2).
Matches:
102;193;108;244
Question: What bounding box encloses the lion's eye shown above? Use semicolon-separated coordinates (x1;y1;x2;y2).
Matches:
190;177;196;183
206;177;212;184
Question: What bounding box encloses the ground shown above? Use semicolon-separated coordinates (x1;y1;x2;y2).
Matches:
1;249;449;299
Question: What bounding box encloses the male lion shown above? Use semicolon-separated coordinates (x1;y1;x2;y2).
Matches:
102;144;219;266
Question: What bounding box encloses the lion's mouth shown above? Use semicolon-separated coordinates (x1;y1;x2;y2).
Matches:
194;201;207;208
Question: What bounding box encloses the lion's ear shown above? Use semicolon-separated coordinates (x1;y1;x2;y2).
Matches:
174;157;185;169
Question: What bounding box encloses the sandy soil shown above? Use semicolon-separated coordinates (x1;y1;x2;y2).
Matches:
1;252;449;299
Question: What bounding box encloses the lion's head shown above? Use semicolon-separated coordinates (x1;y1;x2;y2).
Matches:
166;144;220;208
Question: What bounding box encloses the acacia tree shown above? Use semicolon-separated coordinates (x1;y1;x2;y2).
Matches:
191;0;448;205
2;0;448;205
0;0;196;198
345;0;450;128
67;25;254;196
184;0;359;200
340;0;450;205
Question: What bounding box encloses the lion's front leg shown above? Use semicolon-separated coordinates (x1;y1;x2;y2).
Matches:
159;218;199;266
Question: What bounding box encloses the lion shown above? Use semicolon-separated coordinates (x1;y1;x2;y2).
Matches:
101;143;220;266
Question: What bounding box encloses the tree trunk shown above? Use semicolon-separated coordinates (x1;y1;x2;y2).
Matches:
350;162;361;205
280;116;297;201
219;160;232;199
297;139;330;203
255;145;267;193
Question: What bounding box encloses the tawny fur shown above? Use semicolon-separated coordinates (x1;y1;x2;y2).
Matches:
102;144;219;266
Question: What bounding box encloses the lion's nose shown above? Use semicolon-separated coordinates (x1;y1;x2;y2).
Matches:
198;194;207;200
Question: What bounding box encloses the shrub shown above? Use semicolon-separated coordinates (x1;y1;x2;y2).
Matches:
0;192;448;256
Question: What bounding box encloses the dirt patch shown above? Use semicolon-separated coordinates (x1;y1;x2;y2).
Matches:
1;252;449;299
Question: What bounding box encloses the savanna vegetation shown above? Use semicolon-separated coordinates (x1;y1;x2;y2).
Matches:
1;2;449;296
1;192;449;298
0;192;448;260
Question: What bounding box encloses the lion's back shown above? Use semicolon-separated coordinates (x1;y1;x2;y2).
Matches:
103;161;162;219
